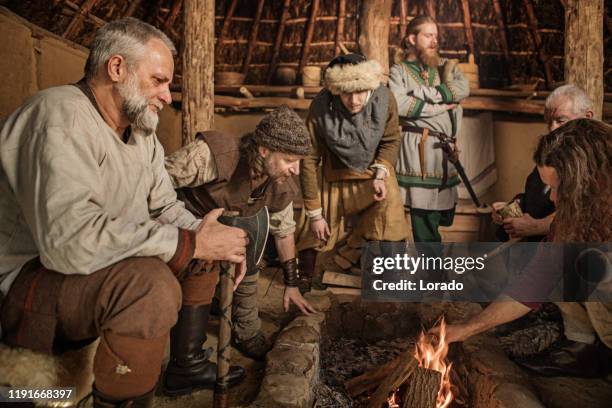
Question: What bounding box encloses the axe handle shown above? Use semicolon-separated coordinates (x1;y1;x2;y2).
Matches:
213;262;235;408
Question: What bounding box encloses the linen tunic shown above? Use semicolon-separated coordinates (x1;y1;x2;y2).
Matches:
389;59;469;210
0;85;199;300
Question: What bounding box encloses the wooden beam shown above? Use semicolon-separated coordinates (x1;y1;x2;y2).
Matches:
564;0;604;119
491;0;511;64
182;0;215;145
334;0;347;56
522;0;555;89
266;0;291;83
124;0;142;18
63;0;99;40
163;0;183;33
399;0;408;41
358;0;393;78
217;0;238;48
64;0;106;27
425;0;436;18
298;0;320;75
460;0;475;57
242;0;266;76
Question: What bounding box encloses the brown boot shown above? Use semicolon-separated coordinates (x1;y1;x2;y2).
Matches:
162;304;245;397
233;330;271;361
297;249;317;293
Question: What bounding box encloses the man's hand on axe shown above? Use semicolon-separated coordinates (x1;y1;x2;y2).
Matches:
194;208;249;287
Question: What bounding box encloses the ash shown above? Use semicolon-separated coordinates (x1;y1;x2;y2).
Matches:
314;337;412;408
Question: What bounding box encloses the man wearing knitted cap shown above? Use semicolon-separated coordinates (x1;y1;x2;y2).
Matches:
296;53;410;282
162;106;316;372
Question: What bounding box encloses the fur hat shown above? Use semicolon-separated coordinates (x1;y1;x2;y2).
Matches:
323;53;384;95
253;105;311;156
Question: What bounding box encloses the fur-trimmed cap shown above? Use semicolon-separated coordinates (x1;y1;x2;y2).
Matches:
323;53;384;95
253;105;311;156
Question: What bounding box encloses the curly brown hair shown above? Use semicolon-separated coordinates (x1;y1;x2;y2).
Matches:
533;119;612;242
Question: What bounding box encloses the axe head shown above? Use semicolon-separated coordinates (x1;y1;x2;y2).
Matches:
218;207;270;273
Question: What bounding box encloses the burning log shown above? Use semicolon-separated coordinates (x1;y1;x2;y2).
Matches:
366;351;418;408
400;367;442;408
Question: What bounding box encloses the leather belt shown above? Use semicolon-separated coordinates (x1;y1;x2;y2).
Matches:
400;124;453;189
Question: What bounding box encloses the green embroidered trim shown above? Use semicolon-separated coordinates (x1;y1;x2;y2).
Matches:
397;174;461;189
436;84;453;103
411;98;425;117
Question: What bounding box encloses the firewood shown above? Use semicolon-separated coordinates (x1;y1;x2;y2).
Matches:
338;245;362;264
367;352;418;408
327;287;361;296
400;367;441;408
345;356;401;397
333;253;353;270
323;271;361;288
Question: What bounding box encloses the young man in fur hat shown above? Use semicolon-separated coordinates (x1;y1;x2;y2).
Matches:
163;106;316;369
296;53;410;282
389;15;470;242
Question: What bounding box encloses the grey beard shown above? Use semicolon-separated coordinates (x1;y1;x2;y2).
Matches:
117;74;159;135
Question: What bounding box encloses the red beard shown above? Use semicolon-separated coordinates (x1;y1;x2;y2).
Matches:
417;46;440;68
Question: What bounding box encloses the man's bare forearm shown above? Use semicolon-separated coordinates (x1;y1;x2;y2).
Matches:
274;234;296;263
464;296;532;337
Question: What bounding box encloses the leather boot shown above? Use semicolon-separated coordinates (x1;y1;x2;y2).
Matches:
162;304;246;397
297;249;317;294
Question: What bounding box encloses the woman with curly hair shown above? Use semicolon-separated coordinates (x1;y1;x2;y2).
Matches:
434;118;612;377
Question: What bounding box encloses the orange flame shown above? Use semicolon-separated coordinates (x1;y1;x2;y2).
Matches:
414;317;453;408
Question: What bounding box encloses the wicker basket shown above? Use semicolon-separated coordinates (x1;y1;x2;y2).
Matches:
215;71;245;86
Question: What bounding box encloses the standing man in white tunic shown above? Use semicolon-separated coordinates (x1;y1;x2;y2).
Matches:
389;15;470;242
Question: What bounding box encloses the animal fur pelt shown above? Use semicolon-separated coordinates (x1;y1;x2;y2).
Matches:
0;339;98;407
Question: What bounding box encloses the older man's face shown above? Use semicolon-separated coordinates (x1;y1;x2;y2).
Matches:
544;96;590;132
117;38;174;134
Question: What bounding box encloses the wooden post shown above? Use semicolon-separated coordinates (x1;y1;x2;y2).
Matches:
523;0;554;89
358;0;393;78
163;0;183;33
334;0;347;56
182;0;215;145
399;0;408;41
298;0;320;76
564;0;604;119
242;0;266;76
63;0;99;40
460;0;475;57
267;0;291;83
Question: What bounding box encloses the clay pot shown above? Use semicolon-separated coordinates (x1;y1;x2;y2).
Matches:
274;67;297;85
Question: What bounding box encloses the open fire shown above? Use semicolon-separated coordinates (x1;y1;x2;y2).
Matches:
387;318;453;408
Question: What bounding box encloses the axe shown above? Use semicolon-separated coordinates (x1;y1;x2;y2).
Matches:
213;207;269;408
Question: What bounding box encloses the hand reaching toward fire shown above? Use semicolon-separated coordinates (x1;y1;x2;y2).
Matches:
428;323;474;344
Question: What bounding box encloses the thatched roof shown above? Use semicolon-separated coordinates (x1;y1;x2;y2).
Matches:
3;0;611;91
